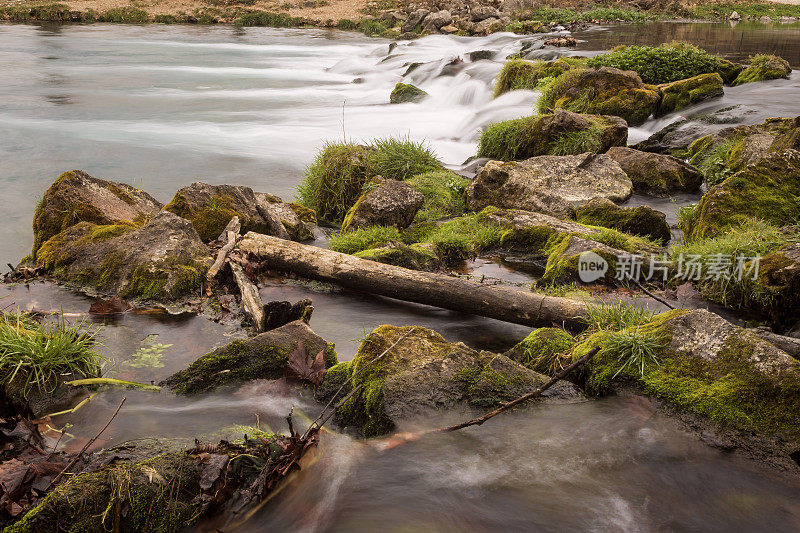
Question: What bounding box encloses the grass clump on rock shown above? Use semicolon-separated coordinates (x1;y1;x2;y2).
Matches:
492;58;578;97
0;312;104;402
585;42;722;84
297;138;442;223
329;226;402;255
406;171;470;222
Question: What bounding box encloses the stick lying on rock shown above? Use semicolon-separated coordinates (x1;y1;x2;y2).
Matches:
236;233;590;329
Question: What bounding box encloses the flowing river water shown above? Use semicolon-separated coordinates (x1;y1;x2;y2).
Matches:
2;20;800;531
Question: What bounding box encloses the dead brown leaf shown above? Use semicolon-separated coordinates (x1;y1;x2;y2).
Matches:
285;342;327;386
89;296;133;316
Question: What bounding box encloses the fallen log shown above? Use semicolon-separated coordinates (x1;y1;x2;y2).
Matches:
237;233;590;329
230;261;266;331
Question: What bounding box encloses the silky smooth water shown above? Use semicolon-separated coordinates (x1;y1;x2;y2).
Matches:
2;22;800;531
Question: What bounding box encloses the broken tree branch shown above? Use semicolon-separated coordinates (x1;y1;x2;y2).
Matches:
237;233;589;329
207;216;241;282
47;396;126;489
230;261;266;332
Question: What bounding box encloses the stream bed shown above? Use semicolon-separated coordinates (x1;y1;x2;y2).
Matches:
2;20;800;531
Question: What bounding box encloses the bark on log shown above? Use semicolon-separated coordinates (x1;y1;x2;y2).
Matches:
230;261;266;331
237;233;590;329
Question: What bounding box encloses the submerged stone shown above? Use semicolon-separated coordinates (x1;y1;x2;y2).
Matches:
467;153;633;218
35;211;211;301
605;146;702;196
320;325;580;437
163;320;337;395
31;170;162;259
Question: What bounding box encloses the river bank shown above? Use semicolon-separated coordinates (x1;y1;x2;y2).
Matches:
3;0;800;38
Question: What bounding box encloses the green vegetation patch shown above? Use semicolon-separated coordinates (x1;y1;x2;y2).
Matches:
406;171;470;223
492;58;580;98
585;42;722;84
100;7;149;23
732;54;792;86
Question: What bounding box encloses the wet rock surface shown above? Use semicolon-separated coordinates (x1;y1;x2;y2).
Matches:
468;153;633;218
605;146;702;196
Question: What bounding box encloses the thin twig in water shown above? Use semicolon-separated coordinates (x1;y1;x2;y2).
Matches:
627;278;675;310
47;396;126;490
302;327;416;440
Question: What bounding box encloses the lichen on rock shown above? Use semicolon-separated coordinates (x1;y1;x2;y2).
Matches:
35;211;211;301
467;153;633;218
606;146;702;196
162;320;337;394
320;325;580;437
31;170;162;259
342;178;425;231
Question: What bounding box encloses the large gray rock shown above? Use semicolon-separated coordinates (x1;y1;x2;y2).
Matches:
606;147;702;196
422;9;452;30
164;182;311;242
342;178;424;231
471;5;500;20
163;320;337;395
468;153;633;218
35;211;212;301
31;170;163;258
402;8;429;32
319;325;581;436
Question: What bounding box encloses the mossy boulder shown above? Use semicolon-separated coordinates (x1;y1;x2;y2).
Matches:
538;67;661;126
576;308;800;451
503;327;575;374
342;178;424;231
732;54;792;86
162;320;337;395
755;242;800;325
31;170;162;259
389;82;428;103
467;153;632;218
492;58;577;97
685;149;800;239
657;73;724;116
574;197;671;244
715;58;744;84
319;325;580;437
687;116;800;185
35;211;211;301
605;146;702;196
477;109;627;161
164;182;311;242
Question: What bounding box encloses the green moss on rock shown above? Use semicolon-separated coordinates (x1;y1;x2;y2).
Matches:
686;149;800;239
477;110;627;161
492;58;577;97
658;73;724;116
504;327;575;374
574;309;800;447
389;82;428;103
162;320;337;395
573;197;671;244
732;54;791;86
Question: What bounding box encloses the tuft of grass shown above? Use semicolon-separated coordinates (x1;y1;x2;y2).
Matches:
234;10;303;26
515;6;649;24
669;219;793;309
0;313;105;398
329;226;402;255
585;300;656;332
585;42;721;84
296;138;442;223
423;213;503;261
406;171;469;222
296;142;370;222
604;327;665;378
536;68;585;114
366;137;442;182
549;125;603;156
100;7;149;23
